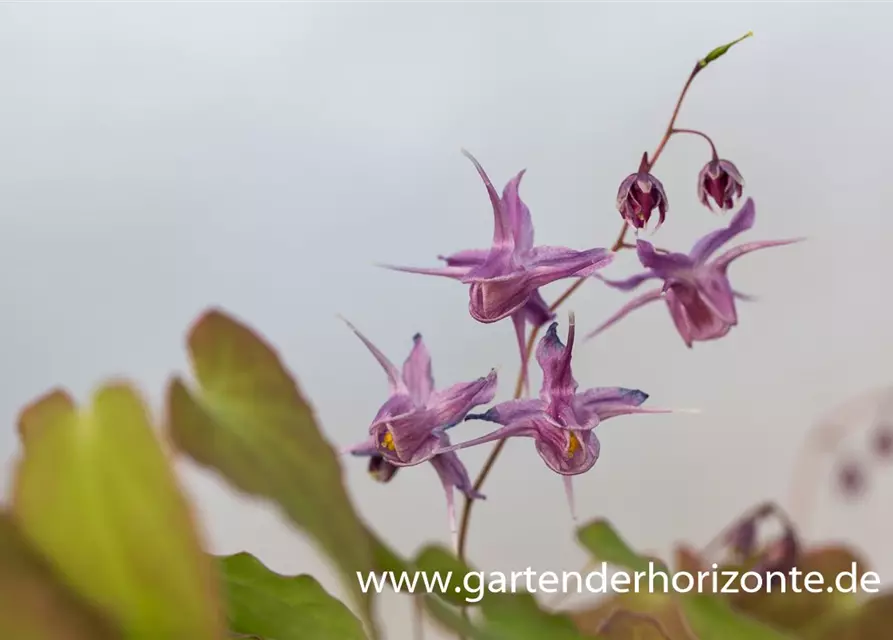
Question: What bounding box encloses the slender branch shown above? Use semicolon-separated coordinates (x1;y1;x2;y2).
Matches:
671;127;719;159
453;42;737;633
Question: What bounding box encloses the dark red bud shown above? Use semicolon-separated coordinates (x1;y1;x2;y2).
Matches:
872;425;893;459
368;455;399;483
697;158;744;212
837;460;866;498
616;169;669;230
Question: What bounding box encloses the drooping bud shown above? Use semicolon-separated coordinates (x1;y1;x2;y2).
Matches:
837;460;866;498
872;424;893;460
368;454;399;483
756;529;799;577
616;153;669;230
698;158;744;211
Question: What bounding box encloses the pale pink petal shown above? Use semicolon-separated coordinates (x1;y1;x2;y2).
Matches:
502;169;534;254
426;369;498;428
689;198;756;264
711;238;805;273
636;240;693;273
342;318;407;395
439;249;489;267
402;334;434;406
584;289;664;341
462;149;514;250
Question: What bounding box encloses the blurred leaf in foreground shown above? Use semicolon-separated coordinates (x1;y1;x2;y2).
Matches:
807;592;893;639
0;512;119;640
722;545;868;634
219;552;366;640
166;308;377;634
574;518;794;640
11;385;224;638
598;610;673;639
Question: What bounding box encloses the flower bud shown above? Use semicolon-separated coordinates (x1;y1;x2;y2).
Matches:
837;460;866;498
697;158;744;211
616;153;668;230
872;425;893;460
368;454;399;483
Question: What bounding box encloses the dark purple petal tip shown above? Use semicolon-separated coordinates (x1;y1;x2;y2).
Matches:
465;408;499;423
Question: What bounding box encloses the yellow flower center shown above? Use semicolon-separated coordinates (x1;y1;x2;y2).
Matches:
381;431;396;451
566;432;580;459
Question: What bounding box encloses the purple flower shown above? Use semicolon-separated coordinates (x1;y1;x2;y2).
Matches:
698;158;744;211
341;321;497;544
587;198;802;347
384;151;612;386
872;425;893;460
439;315;670;517
616;153;669;230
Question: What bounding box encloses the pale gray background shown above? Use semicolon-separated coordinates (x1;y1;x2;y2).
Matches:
1;2;892;638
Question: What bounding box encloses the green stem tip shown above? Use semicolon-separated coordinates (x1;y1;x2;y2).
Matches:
699;30;753;68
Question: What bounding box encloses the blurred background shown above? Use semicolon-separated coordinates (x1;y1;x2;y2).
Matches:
1;2;892;638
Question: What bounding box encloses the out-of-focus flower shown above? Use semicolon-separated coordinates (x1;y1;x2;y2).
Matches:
383;151;612;386
755;529;799;577
698;157;744;211
439;315;670;518
587;198;802;348
616;153;669;231
341;322;496;544
871;424;893;460
837;459;866;498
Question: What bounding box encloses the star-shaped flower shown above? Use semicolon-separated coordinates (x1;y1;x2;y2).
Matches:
385;150;612;388
587;198;802;347
439;315;670;517
341;321;496;545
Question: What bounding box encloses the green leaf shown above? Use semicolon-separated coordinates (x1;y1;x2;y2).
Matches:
165;309;377;634
11;385;225;638
0;512;120;640
597;610;673;639
577;519;664;574
219;552;366;640
699;31;753;67
680;594;794;640
481;593;599;639
414;545;487;607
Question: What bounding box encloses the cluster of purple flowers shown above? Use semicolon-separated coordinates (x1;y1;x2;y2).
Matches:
341;36;801;546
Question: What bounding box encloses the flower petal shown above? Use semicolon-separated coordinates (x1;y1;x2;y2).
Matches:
380;263;470;280
467;273;532;323
664;284;731;347
694;268;738;325
521;289;554;327
442;424;540;458
426;369;498;428
429;451;483;549
402;333;434;406
465;398;546;425
376;413;444;465
526;246;613;287
370;394;416;429
462;149;514;251
430;452;484;501
534;426;600;475
576;387;648;413
502;170;534;255
594;270;660;292
688;197;756;264
711;238;805;273
511;312;531;397
342;318;407;395
343;435;378;457
636;240;693;274
439;249;489;267
536;319;577;409
584;288;664;341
